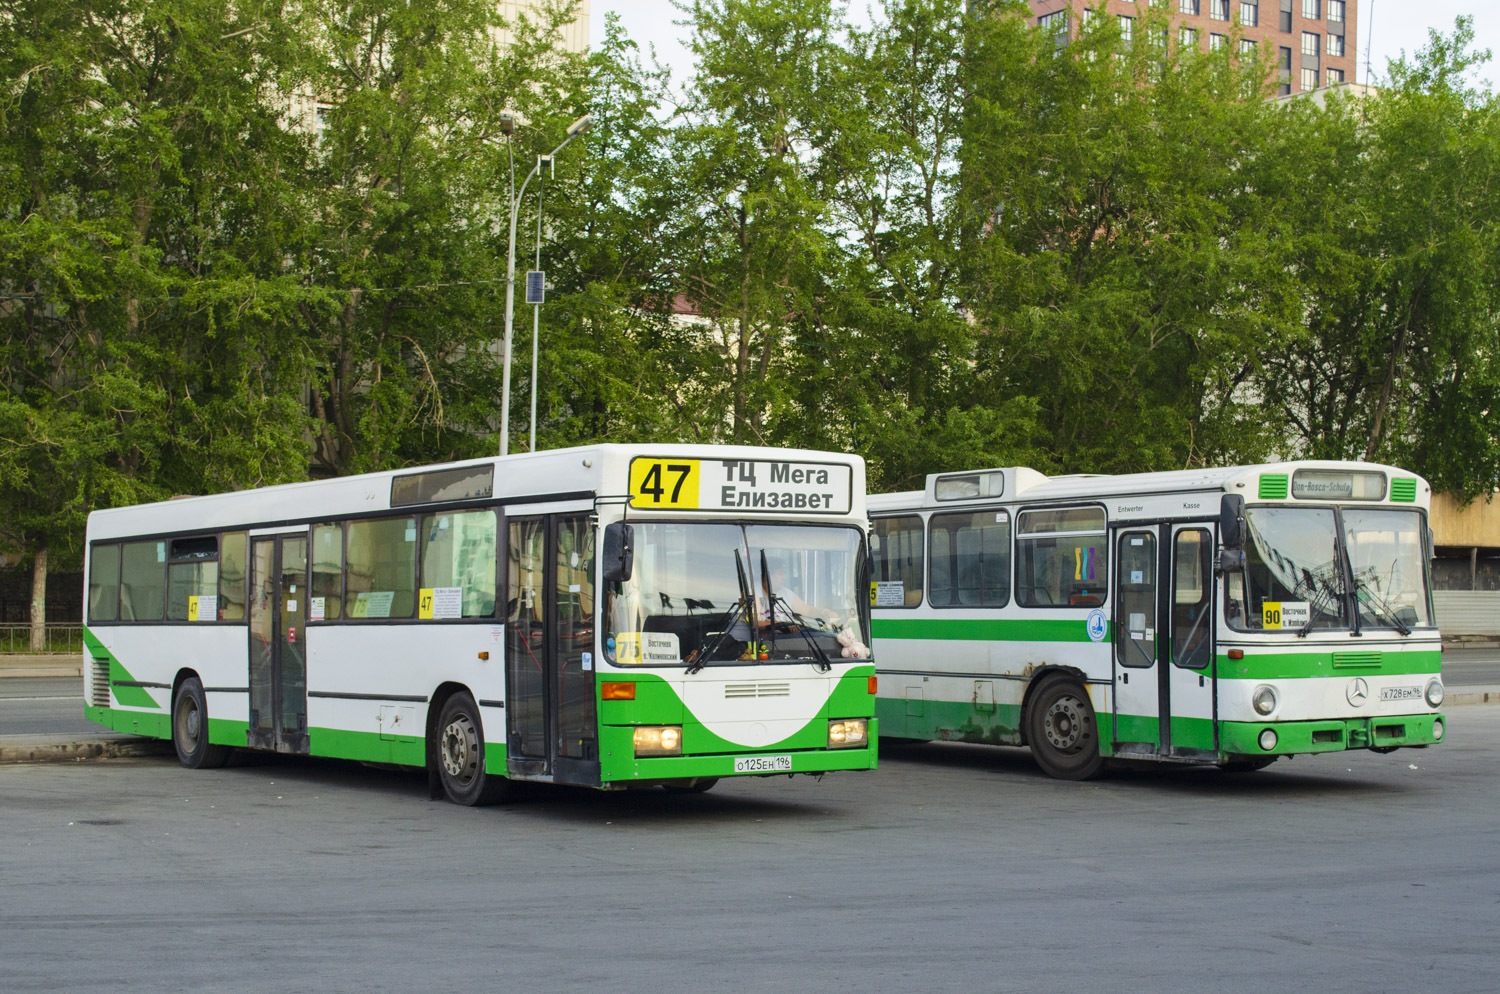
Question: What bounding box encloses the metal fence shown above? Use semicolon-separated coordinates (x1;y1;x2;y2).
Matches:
0;624;84;655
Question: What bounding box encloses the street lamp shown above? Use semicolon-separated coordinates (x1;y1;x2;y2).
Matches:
499;112;592;456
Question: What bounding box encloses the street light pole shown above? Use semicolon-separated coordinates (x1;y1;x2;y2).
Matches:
499;113;592;456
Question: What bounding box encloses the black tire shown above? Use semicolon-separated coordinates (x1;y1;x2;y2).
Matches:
1025;675;1105;780
662;778;719;794
172;677;232;769
435;692;514;805
1221;756;1279;773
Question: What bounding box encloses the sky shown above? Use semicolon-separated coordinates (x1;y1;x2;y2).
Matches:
589;1;1500;90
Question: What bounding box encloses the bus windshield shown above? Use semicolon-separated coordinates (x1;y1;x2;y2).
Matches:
605;522;867;667
1343;508;1431;629
1227;506;1432;632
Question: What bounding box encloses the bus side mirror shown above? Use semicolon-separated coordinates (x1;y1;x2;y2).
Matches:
602;523;634;584
1220;494;1245;549
1218;494;1246;574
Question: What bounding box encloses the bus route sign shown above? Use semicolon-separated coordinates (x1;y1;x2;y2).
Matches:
628;457;852;514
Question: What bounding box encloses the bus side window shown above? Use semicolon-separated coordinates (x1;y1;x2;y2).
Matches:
89;544;122;623
871;515;924;608
120;540;166;622
220;532;248;621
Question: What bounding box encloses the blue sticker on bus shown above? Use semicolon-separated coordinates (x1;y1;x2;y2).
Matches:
1086;609;1107;643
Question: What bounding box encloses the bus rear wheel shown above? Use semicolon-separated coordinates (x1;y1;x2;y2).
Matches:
435;692;514;806
1026;676;1104;780
172;677;231;769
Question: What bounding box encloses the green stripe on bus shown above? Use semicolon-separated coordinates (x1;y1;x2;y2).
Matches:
82;628;161;710
1220;648;1441;680
872;617;1109;643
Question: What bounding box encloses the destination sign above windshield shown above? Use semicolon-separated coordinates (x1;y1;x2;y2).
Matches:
628;457;852;514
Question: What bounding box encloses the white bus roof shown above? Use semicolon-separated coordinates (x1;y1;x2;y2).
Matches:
868;460;1431;513
87;444;867;541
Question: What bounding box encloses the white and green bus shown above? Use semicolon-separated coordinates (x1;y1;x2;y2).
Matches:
82;444;876;803
868;461;1444;779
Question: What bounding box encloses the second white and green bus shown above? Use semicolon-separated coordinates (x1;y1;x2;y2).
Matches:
868;461;1444;778
82;444;877;803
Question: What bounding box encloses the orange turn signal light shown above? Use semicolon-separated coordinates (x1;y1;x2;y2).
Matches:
867;676;878;695
477;651;489;661
1227;649;1244;660
602;682;636;701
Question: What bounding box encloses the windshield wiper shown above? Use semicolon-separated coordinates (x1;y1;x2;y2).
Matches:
760;550;833;673
1352;575;1413;636
686;550;754;675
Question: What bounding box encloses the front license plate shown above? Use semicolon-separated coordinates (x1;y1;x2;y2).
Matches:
734;754;793;774
1381;686;1422;701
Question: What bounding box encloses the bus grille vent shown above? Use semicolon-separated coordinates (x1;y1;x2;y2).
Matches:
1390;478;1417;502
724;682;791;699
1333;651;1382;669
90;657;111;707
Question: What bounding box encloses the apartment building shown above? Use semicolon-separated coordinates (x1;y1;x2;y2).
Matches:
1029;0;1359;95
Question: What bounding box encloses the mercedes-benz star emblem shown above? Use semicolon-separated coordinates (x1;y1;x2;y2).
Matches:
1347;678;1370;707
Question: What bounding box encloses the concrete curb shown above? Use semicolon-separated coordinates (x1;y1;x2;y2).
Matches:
0;735;172;765
0;655;81;679
1447;686;1500;707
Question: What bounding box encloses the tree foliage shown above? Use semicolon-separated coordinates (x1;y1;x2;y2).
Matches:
3;0;1498;621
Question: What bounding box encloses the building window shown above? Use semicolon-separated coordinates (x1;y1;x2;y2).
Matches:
1038;10;1068;51
1328;32;1344;56
1302;0;1320;19
1327;67;1345;85
1301;66;1319;90
1118;14;1134;41
1210;0;1229;19
1082;7;1096;25
1240;38;1258;54
1151;25;1168;48
1302;31;1320;57
1181;26;1198;47
1240;1;1259;26
1179;0;1199;14
1280;8;1292;31
1278;82;1291;95
1279;46;1292;69
1210;33;1227;50
1328;0;1345;21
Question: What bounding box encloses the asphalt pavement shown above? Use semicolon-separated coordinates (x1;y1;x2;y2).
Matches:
3;708;1498;993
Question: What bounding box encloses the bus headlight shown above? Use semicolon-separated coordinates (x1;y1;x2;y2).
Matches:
1258;729;1278;751
1426;679;1444;708
829;719;868;748
1252;685;1278;716
633;726;683;757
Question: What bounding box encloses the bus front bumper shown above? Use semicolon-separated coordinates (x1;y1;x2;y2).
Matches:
598;721;878;784
1219;713;1445;757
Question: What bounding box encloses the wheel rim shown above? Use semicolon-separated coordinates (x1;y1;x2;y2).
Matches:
1042;694;1087;753
175;695;200;753
441;714;479;784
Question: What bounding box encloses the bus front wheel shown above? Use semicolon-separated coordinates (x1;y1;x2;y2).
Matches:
435;692;514;806
1026;676;1104;780
172;677;232;769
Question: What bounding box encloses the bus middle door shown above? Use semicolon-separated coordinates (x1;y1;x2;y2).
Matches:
247;532;310;754
505;514;599;785
1112;527;1163;756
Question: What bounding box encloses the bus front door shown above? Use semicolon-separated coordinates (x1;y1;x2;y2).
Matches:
505;515;599;785
1111;524;1217;760
248;533;310;754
